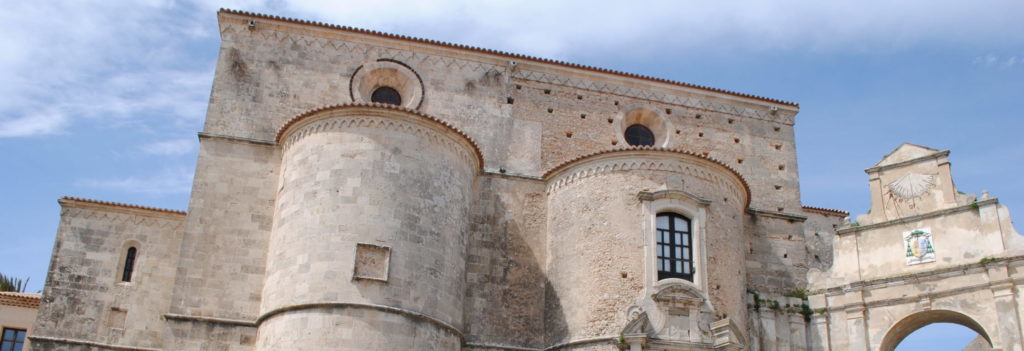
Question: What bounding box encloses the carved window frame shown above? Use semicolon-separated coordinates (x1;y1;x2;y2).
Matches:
640;190;710;294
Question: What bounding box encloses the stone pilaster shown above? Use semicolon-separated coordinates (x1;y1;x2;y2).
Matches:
789;313;807;351
808;314;830;351
989;264;1023;351
844;304;868;351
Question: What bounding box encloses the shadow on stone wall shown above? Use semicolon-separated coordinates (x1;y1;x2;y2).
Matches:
464;176;567;349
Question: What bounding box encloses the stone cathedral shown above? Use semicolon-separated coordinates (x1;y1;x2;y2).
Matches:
30;9;1024;351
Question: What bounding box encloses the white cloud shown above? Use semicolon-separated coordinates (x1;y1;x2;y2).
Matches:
974;54;999;66
0;1;213;138
142;138;197;156
79;167;194;195
974;54;1022;68
1004;56;1020;68
245;0;1024;58
2;0;1021;139
0;111;67;137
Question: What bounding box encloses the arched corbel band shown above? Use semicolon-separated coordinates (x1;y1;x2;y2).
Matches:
275;102;484;171
542;147;751;209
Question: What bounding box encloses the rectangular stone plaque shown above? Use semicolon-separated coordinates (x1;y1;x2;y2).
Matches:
353;243;390;281
108;308;127;329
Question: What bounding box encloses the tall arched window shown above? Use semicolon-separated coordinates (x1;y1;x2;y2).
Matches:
656;213;693;281
121;247;137;282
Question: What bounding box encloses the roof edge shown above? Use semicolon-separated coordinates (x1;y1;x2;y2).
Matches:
218;8;799;108
802;205;850;217
865;149;951;174
59;197;187;216
0;292;41;309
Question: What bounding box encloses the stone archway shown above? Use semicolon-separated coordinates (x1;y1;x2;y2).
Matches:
879;310;992;351
803;144;1024;351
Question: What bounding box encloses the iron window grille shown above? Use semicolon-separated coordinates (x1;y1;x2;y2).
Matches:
656;213;693;281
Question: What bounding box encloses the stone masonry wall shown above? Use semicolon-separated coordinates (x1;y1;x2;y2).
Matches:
259;109;478;350
545;154;747;345
464;175;549;349
34;10;823;351
167;136;278;323
208;12;801;213
33;200;184;350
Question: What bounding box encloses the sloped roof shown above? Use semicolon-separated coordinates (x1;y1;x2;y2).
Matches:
0;291;41;309
59;197;186;216
802;205;849;217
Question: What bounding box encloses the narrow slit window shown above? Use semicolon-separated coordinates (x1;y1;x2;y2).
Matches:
656;213;693;281
122;247;137;282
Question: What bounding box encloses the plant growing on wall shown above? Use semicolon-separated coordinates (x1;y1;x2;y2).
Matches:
785;288;809;300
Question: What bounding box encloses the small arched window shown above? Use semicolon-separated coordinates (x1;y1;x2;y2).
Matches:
370;86;402;105
656;213;692;281
624;124;655;146
121;247;137;282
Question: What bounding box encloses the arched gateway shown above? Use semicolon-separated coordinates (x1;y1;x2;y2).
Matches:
879;310;991;351
806;144;1024;351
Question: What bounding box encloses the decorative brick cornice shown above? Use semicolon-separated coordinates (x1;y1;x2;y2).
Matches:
219;9;798;108
59;197;186;216
0;292;40;309
276;103;484;170
801;206;849;217
543;147;751;208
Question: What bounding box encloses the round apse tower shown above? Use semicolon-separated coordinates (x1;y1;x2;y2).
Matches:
543;148;751;347
257;104;481;350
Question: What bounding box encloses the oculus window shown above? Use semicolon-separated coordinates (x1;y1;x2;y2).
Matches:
624;124;655;146
370;86;402;105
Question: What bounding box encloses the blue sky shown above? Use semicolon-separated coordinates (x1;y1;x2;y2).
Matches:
1;1;1020;348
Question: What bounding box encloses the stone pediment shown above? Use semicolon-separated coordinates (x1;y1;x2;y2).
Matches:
622;312;654;336
873;143;941;168
652;281;709;309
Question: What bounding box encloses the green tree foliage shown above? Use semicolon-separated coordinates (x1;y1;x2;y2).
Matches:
0;273;28;293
